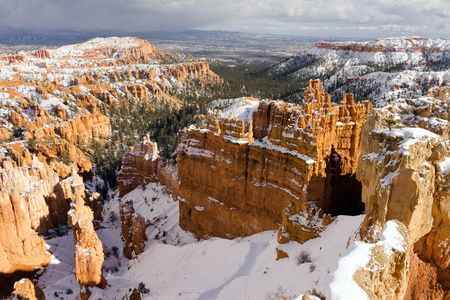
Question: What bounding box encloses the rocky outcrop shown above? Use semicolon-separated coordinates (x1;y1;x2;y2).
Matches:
157;159;180;200
357;85;450;297
0;188;51;273
0;142;102;275
120;200;148;259
177;79;372;239
12;278;45;300
277;203;332;245
0;127;10;141
118;137;160;197
353;221;410;300
68;185;105;299
117;138;180;200
54;114;111;144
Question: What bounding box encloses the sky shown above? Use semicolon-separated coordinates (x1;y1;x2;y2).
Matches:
0;0;449;39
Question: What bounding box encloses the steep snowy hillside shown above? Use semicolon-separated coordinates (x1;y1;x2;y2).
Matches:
260;37;450;106
35;182;407;300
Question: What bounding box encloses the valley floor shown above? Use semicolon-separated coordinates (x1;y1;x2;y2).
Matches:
36;182;369;300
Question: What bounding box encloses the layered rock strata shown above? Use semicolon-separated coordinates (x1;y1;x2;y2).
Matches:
118;137;180;198
357;84;450;298
118;137;160;197
315;37;450;53
177;79;372;239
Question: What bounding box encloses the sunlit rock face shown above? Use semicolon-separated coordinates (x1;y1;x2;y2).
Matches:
357;84;450;298
118;137;160;197
177;79;372;239
68;184;106;300
120;200;148;259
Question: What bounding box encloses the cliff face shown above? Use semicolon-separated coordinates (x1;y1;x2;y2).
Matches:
357;84;450;298
177;80;372;239
315;37;450;53
118;138;160;197
0;140;103;277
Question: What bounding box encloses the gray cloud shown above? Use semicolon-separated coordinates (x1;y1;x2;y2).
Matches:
0;0;448;38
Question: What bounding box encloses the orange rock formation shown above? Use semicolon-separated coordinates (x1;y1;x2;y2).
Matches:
12;278;46;300
357;84;450;298
118;137;160;197
177;79;372;239
68;182;105;299
120;200;148;259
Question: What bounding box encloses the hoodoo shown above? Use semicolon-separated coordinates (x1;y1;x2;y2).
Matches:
176;79;372;239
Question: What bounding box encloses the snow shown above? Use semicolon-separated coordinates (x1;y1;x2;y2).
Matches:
373;127;440;156
36;180;391;300
438;157;450;176
184;146;215;158
250;137;316;164
209;97;259;122
317;220;407;300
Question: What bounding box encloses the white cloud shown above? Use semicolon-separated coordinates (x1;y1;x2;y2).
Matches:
0;0;448;38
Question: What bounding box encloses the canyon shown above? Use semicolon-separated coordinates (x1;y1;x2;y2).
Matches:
176;79;372;239
0;36;449;299
262;37;450;107
116;82;449;299
0;36;220;297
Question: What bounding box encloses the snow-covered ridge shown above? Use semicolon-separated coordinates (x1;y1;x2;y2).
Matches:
315;37;450;53
308;36;450;68
53;36;158;59
263;36;450;107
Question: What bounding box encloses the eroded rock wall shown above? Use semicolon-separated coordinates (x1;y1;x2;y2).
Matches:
118;137;160;197
357;84;450;298
0;141;102;277
177;80;372;239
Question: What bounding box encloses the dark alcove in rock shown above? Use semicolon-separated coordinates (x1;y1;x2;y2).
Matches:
323;146;364;217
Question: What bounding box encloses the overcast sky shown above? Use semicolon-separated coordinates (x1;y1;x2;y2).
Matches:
1;0;449;39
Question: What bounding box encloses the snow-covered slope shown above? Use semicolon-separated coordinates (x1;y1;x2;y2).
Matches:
35;182;407;300
262;37;450;106
208;97;260;122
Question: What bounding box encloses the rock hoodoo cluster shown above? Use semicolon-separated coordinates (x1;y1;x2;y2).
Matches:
0;36;220;294
116;79;449;299
176;79;372;239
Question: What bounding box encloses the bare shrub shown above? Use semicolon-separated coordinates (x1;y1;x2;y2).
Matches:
296;250;312;265
264;286;294;300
